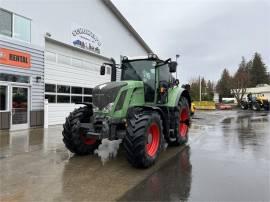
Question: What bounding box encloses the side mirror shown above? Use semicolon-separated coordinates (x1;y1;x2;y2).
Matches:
169;61;177;73
100;65;106;75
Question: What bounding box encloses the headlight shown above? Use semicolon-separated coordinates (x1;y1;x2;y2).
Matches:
103;102;114;113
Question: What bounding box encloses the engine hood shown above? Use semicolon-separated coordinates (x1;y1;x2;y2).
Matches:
92;81;128;110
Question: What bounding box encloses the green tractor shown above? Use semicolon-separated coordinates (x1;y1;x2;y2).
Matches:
62;54;191;168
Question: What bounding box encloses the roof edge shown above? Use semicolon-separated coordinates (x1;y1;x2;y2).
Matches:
102;0;153;54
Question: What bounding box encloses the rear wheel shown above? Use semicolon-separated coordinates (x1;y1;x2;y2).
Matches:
123;110;163;168
168;97;190;146
62;106;100;155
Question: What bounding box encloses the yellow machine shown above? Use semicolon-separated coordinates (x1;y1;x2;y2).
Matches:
191;102;195;116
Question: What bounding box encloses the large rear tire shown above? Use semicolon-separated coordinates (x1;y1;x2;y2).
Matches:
123;110;163;168
167;97;190;146
62;106;100;155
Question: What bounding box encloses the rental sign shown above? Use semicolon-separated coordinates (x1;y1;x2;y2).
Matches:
0;48;31;68
71;25;102;54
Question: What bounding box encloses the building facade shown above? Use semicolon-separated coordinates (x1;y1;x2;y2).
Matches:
0;0;152;130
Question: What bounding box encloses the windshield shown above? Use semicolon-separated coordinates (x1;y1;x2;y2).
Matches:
121;60;156;102
121;60;156;82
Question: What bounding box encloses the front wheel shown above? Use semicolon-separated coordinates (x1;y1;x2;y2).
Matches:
252;102;261;111
167;97;190;146
62;106;100;155
240;101;248;110
123;110;163;168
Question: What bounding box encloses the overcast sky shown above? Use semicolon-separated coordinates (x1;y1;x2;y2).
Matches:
113;0;270;84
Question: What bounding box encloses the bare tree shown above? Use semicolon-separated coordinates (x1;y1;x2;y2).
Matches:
231;57;249;105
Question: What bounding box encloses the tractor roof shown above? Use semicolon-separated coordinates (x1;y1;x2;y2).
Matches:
122;54;165;63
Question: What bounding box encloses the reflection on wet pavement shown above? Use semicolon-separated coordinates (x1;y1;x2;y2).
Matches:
119;111;270;201
0;110;269;201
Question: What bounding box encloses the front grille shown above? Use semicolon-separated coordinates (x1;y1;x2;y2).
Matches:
92;82;127;110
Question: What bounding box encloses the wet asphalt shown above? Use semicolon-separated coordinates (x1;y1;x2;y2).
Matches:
0;110;269;201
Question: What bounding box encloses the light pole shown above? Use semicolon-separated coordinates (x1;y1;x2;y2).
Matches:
175;54;180;79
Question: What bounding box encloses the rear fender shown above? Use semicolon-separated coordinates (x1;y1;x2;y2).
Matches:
167;87;191;108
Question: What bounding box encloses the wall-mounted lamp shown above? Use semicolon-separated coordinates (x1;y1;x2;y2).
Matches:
36;76;41;83
45;32;51;37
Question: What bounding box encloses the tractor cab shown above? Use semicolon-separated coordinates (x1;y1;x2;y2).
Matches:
101;54;179;105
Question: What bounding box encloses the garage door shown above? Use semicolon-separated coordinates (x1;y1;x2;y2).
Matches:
45;41;111;125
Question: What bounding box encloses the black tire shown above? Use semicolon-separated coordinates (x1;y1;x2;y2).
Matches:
167;97;190;146
240;101;248;110
252;102;261;111
264;103;270;111
123;110;163;168
62;106;100;155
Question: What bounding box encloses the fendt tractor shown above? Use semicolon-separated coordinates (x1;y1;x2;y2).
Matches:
62;54;191;168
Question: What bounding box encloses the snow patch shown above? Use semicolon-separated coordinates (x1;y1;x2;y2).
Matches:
94;138;122;165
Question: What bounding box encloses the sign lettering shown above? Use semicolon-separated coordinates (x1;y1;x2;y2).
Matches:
0;48;31;68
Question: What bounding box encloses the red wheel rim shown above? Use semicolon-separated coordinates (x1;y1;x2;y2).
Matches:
80;133;96;145
179;108;189;137
146;123;160;157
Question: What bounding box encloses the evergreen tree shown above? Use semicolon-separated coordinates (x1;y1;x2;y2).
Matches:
216;68;233;98
250;53;269;86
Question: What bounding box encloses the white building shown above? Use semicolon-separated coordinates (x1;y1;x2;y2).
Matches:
243;84;270;100
0;0;152;130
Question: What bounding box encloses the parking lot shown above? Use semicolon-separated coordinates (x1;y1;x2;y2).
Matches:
0;110;269;201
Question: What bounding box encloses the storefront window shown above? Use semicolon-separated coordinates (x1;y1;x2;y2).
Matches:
0;73;30;83
0;86;8;110
0;9;12;37
13;14;31;42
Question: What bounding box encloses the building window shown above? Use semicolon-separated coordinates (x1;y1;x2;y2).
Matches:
84;88;92;95
45;94;56;103
83;96;92;103
0;9;12;37
0;86;8;110
45;83;94;104
71;96;82;103
57;85;70;94
0;73;30;83
45;84;56;93
13;14;31;42
57;95;70;103
0;9;31;42
72;87;82;94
